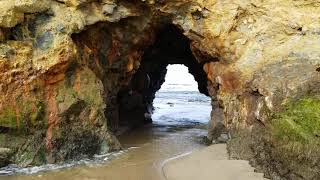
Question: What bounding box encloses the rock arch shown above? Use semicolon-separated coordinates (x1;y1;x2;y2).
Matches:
116;24;211;130
0;1;319;178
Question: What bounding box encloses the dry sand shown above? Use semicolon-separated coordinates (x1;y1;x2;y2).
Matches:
162;144;268;180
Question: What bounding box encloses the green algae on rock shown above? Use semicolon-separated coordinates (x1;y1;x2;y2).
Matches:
0;0;319;178
228;96;320;180
267;96;320;179
0;100;47;133
271;96;320;144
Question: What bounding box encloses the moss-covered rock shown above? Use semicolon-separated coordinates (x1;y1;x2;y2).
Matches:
271;96;320;144
14;132;47;167
229;96;320;180
266;96;320;179
0;107;17;129
0;100;47;133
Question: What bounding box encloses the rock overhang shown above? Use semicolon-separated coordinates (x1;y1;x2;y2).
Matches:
0;1;319;177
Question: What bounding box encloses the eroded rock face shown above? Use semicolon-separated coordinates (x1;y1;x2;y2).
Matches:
0;0;319;178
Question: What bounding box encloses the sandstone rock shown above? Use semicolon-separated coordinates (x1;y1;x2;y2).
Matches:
15;0;50;13
0;0;319;178
102;3;117;15
56;0;89;7
216;133;229;143
0;1;24;28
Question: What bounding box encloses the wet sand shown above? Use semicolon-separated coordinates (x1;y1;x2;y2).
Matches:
1;124;208;180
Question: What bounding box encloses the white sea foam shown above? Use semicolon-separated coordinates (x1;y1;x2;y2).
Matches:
0;149;129;176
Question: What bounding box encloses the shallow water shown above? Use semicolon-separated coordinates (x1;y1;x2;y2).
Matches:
0;90;211;180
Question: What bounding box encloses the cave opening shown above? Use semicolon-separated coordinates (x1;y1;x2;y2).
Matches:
152;64;211;126
116;25;210;132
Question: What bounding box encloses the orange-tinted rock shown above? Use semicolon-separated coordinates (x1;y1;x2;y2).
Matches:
0;1;319;177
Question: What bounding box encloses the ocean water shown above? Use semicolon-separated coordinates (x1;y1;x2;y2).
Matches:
153;89;211;126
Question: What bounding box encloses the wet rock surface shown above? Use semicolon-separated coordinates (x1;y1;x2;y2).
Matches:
0;148;13;168
0;0;319;179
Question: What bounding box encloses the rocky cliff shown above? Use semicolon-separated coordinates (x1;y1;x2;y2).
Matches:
0;0;319;179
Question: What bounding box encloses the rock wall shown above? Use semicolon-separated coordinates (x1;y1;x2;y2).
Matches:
0;0;320;179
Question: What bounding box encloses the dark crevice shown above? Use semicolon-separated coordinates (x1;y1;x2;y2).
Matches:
251;89;263;97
